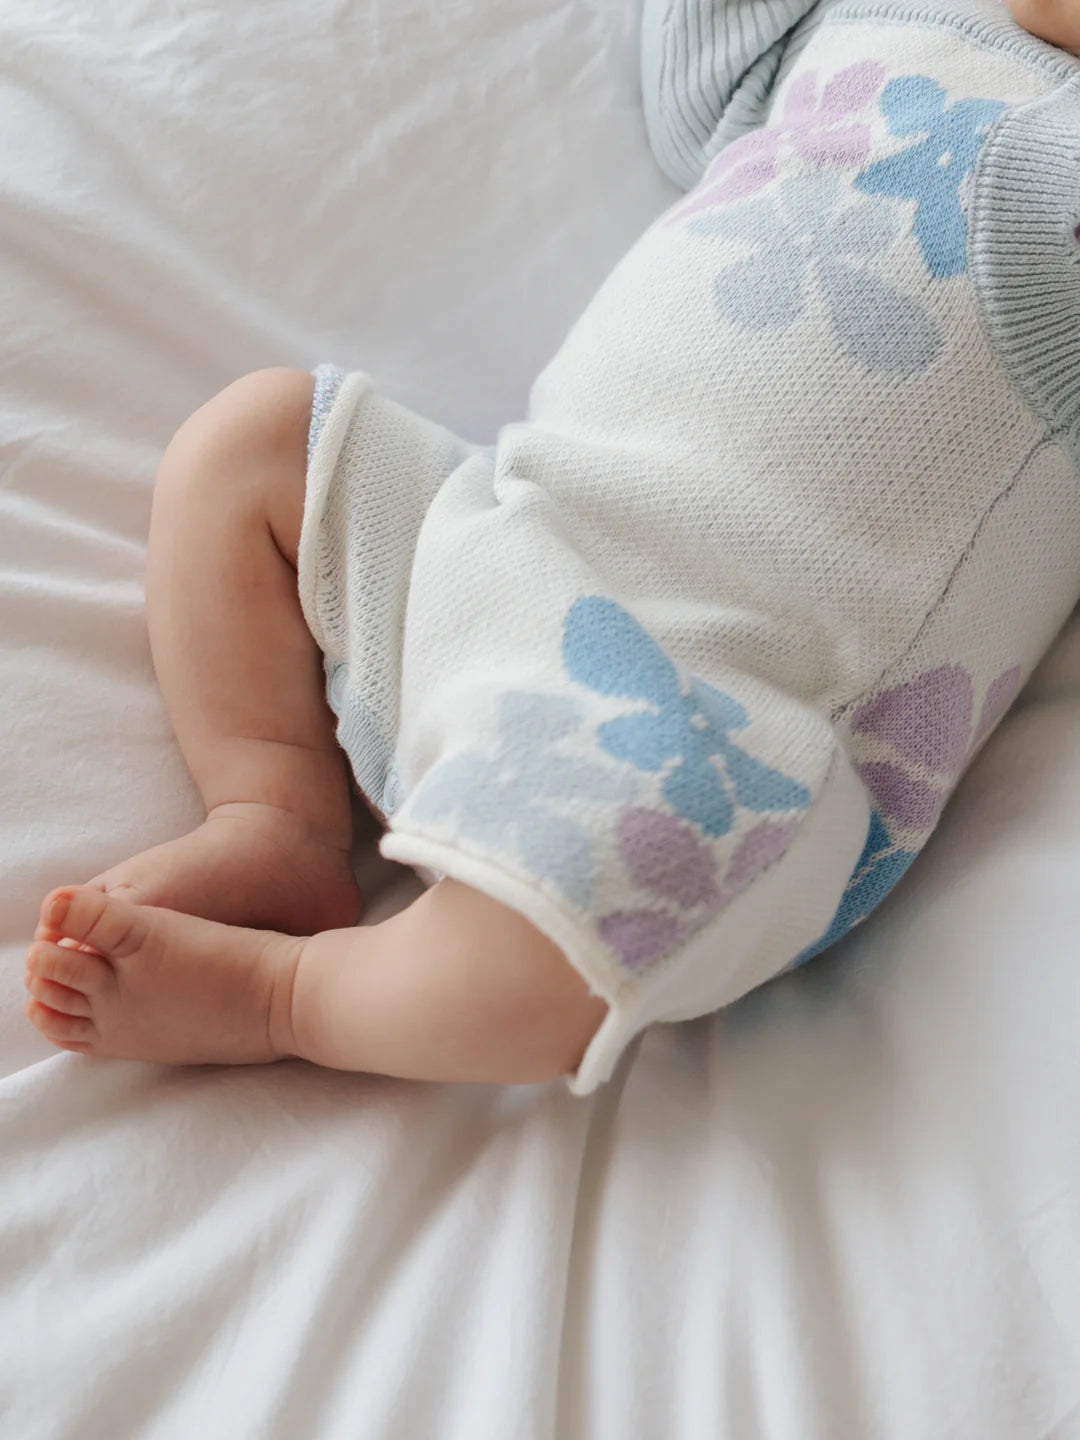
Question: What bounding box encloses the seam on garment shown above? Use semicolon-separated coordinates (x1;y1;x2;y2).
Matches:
968;75;1080;456
833;73;1080;718
383;824;633;1000
832;432;1053;723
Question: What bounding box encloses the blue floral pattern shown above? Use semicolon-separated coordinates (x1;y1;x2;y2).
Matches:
407;691;636;909
403;599;815;972
562;597;811;837
794;809;918;965
398;601;1008;980
696;174;942;376
854;76;1005;279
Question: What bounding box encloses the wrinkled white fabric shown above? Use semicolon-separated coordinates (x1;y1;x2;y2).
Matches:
2;2;1079;1437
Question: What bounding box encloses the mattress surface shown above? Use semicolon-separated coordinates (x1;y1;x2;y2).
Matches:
1;3;1079;1436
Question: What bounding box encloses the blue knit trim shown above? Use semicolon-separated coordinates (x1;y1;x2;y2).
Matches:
307;363;347;464
969;76;1080;469
640;0;1076;193
826;0;1078;79
325;659;398;820
641;0;819;189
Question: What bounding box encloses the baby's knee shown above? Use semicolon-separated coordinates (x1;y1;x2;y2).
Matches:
155;367;315;519
174;366;313;464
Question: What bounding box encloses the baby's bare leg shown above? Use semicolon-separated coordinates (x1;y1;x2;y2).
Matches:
25;882;607;1083
29;368;606;1077
285;878;609;1082
90;368;361;935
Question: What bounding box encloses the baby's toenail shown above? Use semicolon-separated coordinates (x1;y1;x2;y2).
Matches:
44;891;71;927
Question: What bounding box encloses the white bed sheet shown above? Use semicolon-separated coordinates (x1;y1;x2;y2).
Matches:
2;2;1079;1436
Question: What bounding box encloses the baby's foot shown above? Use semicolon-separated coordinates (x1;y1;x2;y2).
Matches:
25;886;301;1065
89;802;362;935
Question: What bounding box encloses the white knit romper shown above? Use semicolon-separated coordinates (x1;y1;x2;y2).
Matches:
299;0;1080;1091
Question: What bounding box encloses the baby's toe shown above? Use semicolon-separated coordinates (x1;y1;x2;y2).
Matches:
39;886;148;959
25;997;97;1046
26;939;112;995
25;972;93;1017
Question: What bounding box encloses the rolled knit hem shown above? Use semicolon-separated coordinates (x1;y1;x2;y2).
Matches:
381;750;869;1095
377;830;647;1094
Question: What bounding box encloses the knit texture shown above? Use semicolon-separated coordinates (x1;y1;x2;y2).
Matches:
299;5;1080;1092
641;0;818;187
300;368;475;817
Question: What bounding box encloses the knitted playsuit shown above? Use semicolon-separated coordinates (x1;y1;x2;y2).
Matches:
298;0;1080;1092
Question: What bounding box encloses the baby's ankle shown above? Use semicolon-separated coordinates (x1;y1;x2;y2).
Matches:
205;799;352;856
263;928;308;1060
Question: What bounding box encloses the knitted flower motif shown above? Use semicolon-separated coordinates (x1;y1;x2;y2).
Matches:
795;808;919;965
561;597;811;840
668;61;886;223
795;661;1023;963
854;75;1005;279
850;662;1022;832
406;691;635;909
696;172;942;376
597;806;801;972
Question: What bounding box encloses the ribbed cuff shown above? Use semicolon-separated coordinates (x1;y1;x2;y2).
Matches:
380;751;869;1096
640;0;817;189
969;75;1080;465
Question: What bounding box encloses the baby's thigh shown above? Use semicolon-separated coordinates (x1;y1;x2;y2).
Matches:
154;367;314;564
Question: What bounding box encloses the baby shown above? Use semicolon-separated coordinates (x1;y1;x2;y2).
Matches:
24;0;1080;1093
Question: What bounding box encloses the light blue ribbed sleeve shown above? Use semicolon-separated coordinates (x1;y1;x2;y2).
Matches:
641;0;819;188
969;74;1080;471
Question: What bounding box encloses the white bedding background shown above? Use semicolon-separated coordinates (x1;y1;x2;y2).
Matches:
1;2;1079;1436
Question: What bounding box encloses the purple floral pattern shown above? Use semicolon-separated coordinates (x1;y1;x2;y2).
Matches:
852;664;973;770
407;597;1025;979
562;598;812;971
797;661;1024;965
601;660;1025;975
850;662;1023;833
667;61;885;225
971;666;1023;749
596;805;802;973
614;807;720;909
